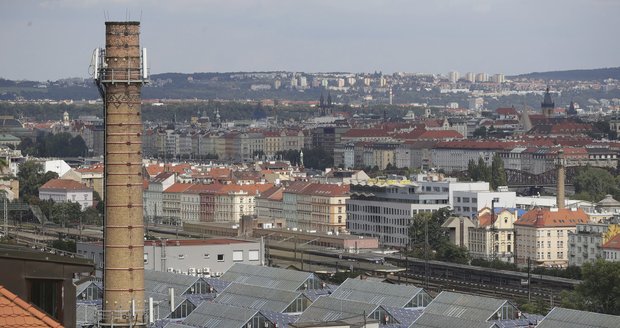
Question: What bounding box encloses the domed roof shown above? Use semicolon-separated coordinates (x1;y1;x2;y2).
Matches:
597;194;620;208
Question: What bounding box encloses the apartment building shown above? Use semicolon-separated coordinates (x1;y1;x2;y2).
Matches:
256;181;351;233
514;208;589;267
468;208;523;263
568;221;620;266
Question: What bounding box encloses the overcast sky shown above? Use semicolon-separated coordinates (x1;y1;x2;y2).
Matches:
1;0;618;81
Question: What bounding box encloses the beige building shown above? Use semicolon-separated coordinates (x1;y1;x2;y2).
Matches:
468;208;520;263
514;208;589;267
212;184;273;223
278;181;350;233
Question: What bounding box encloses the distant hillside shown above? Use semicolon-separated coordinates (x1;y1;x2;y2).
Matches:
510;67;620;81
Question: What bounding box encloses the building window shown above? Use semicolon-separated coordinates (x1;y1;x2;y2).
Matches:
178;254;185;259
338;216;342;224
248;250;260;261
28;279;63;321
204;253;210;259
217;254;224;262
232;250;243;262
144;253;148;264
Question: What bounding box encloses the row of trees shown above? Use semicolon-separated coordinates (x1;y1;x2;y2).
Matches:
572;166;620;202
19;132;88;157
467;154;507;190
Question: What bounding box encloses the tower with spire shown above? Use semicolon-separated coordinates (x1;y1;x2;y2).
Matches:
541;86;555;118
318;91;333;116
567;101;577;116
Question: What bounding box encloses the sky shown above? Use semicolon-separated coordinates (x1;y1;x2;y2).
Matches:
1;0;619;81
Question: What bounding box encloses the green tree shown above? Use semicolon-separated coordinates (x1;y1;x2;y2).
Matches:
491;154;507;190
560;259;620;315
435;242;470;264
93;190;104;214
572;167;620;202
82;207;102;226
467;159;477;180
519;297;550;315
477;157;491;183
51;238;76;253
473;126;487;138
17;161;59;203
0;157;8;175
409;207;452;250
50;202;82;227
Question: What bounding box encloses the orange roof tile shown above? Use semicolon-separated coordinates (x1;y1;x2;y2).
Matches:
163;183;194;193
257;186;284;201
514;208;589;228
342;128;390;139
40;179;91;191
602;234;620;250
0;285;63;328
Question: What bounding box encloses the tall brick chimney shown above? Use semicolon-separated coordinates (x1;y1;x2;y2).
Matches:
556;149;565;210
96;21;147;326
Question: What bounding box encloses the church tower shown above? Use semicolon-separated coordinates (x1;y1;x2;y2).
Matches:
541;86;555;118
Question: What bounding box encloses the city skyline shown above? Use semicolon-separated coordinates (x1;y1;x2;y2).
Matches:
1;0;619;81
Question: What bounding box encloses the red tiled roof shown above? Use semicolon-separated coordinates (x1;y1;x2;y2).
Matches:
145;163;193;177
256;186;284;201
602;234;620;250
416;129;463;140
218;183;273;196
496;107;518;115
163;183;194;193
39;179;91;191
185;183;225;194
514;208;589;228
435;140;519;150
0;285;63;328
284;182;349;197
342;128;390;139
263;131;280;137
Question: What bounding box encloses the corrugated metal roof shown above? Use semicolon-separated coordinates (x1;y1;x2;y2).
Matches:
145;270;199;296
411;313;499;328
423;291;506;321
330;278;424;308
221;263;315;291
163;322;198;328
203;277;231;292
296;296;378;323
536;307;620;328
215;282;305;313
382;306;423;328
145;270;201;318
260;309;299;328
74;280;102;297
183;302;258;328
